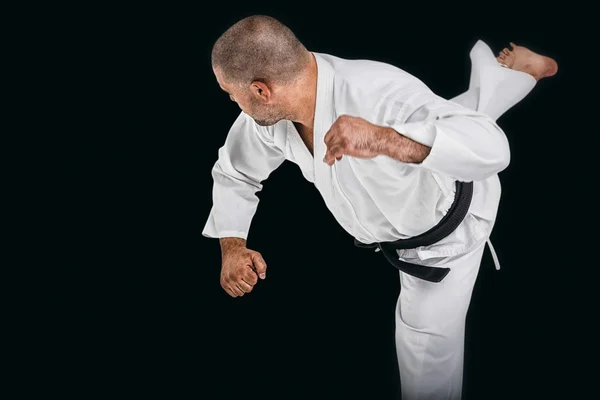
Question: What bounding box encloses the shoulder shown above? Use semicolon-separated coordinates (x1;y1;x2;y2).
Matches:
316;52;429;91
315;52;434;119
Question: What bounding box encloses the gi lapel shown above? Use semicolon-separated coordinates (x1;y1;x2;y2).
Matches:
312;53;337;193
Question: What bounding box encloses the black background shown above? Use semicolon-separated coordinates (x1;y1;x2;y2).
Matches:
36;5;580;400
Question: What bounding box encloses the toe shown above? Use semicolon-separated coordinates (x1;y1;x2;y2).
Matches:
510;42;517;48
503;49;510;55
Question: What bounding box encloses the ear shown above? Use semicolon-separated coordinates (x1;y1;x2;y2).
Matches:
249;81;272;103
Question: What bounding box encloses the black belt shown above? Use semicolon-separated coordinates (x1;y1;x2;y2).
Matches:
354;180;473;283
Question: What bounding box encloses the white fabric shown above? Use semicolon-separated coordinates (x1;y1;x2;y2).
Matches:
203;40;536;399
395;239;487;400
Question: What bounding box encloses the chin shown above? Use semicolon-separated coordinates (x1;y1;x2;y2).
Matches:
254;118;279;127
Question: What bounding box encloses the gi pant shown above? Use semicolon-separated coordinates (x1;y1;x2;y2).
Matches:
395;40;536;400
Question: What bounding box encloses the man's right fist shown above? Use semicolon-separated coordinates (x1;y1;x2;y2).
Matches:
219;238;267;298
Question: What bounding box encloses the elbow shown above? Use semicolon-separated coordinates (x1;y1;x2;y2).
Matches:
493;136;511;173
471;134;510;181
500;145;511;172
491;128;511;174
473;121;511;180
458;135;510;182
420;119;512;182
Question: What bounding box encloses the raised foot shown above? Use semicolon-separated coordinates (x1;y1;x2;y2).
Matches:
496;42;558;81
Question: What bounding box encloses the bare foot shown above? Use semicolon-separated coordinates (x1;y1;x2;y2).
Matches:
496;42;558;81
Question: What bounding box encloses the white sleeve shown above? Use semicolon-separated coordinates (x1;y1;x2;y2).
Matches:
380;85;511;182
202;112;286;240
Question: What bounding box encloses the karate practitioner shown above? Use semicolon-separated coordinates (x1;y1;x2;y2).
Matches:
202;15;558;400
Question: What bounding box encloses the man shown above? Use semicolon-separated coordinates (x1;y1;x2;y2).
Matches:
202;15;557;400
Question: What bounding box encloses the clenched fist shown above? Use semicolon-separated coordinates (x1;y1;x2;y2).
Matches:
219;237;267;298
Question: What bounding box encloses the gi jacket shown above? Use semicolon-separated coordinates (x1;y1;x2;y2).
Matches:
203;42;535;267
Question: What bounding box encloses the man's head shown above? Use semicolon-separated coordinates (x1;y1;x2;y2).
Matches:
211;15;313;126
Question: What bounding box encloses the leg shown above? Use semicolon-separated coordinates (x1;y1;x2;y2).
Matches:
393;40;558;400
395;241;486;400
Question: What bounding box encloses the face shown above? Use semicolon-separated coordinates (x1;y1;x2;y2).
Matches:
213;67;289;126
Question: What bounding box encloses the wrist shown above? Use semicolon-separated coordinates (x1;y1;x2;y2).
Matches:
220;237;247;254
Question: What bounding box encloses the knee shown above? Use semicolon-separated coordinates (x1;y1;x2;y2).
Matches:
396;297;469;335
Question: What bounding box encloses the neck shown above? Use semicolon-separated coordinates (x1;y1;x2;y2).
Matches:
287;52;318;129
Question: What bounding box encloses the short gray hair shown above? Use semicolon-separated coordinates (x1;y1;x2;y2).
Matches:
211;15;311;86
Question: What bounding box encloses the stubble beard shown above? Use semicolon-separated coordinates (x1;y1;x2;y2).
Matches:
251;102;291;127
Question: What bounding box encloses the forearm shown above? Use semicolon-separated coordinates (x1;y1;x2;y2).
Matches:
377;126;431;163
202;112;286;240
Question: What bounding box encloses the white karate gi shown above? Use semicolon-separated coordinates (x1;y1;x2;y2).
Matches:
203;40;536;400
